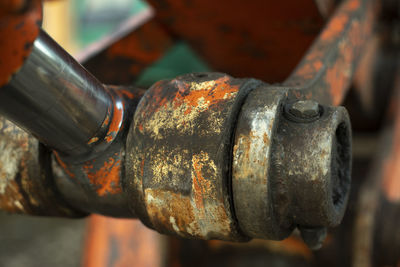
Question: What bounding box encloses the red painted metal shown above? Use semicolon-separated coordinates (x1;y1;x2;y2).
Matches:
146;0;325;83
0;0;42;86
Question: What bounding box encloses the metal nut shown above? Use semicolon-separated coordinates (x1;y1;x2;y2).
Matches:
286;100;321;122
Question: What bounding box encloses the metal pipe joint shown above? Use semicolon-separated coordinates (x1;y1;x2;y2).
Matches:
125;73;352;246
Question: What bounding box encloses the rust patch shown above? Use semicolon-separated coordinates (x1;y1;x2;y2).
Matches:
173;76;239;112
83;156;123;196
128;73;248;240
105;100;124;143
320;13;350;41
285;0;374;105
137;76;239;139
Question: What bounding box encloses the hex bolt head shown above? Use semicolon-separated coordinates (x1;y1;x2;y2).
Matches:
285;100;321;122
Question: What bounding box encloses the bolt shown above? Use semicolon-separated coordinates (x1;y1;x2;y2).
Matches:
286;100;321;122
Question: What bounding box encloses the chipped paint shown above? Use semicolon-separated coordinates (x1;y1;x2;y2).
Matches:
83;156;123;196
127;73;250;241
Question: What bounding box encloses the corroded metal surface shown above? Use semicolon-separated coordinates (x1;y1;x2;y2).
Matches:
53;86;145;217
0;116;80;216
286;0;376;106
0;0;42;87
232;87;351;242
232;88;289;240
126;73;259;240
125;70;352;244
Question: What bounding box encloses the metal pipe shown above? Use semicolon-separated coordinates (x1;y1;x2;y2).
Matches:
0;29;112;155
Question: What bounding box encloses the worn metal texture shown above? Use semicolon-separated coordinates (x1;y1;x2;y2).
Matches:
0;0;42;87
53;86;145;217
146;0;324;83
285;0;376;106
232;87;351;242
0;116;80;216
81;19;174;85
126;73;261;241
231;88;290;241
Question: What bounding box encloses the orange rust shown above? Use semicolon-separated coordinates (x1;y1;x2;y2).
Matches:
105;100;124;143
83;215;162;267
192;154;207;210
140;158;145;177
348;0;361;10
287;0;373;105
327;17;361;105
169;76;239;115
54;152;76;179
0;0;42;87
110;86;146;101
87;137;99;145
320;13;349;41
115;89;135;99
319;0;360;41
83;156;123;196
295;60;323;81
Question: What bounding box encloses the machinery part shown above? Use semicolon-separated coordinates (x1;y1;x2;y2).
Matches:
127;73;258;241
285;0;376;106
0;0;372;249
284;100;322;122
0;116;82;216
53;86;146;217
233;87;351;241
0;30;114;156
126;72;351;243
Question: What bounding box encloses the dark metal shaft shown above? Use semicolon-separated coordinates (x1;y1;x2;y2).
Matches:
0;29;112;155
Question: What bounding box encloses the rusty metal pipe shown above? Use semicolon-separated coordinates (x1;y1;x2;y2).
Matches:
0;29;113;156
